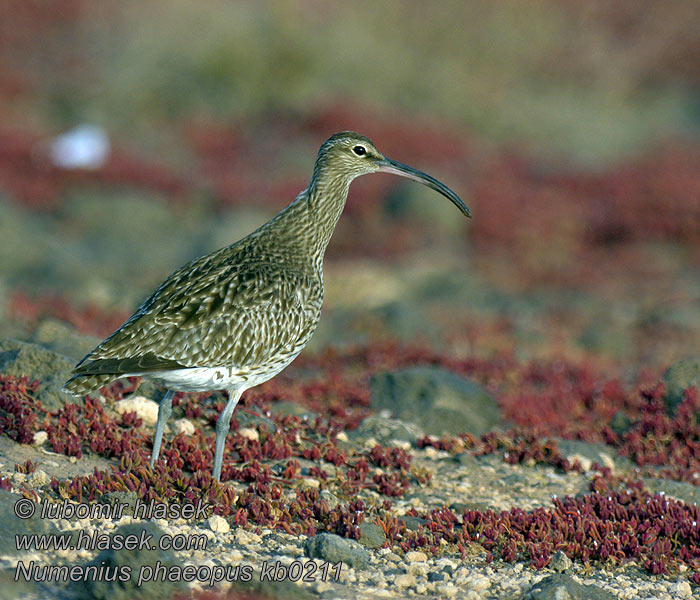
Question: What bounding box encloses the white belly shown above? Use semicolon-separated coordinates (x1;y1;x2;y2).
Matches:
139;352;301;393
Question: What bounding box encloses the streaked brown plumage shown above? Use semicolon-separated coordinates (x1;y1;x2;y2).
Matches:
63;131;471;481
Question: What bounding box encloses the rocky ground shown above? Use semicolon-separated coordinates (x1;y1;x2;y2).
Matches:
0;326;699;600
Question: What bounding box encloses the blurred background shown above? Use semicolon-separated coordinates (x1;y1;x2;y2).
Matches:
0;0;698;381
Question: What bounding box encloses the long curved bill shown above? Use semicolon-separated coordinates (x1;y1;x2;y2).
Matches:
377;158;471;218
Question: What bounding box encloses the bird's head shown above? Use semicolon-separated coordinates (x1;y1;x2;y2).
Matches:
314;131;471;218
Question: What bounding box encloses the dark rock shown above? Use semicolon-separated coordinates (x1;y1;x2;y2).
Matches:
235;409;276;433
98;491;139;516
370;366;501;436
454;452;479;468
0;338;76;411
550;550;573;572
0;489;59;556
663;357;700;414
610;411;632;437
527;574;617;600
74;521;182;600
303;533;369;570
400;516;426;531
427;571;446;582
350;415;424;445
358;521;386;549
554;439;621;471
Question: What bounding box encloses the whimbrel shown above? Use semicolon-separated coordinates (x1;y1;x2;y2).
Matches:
63;132;471;481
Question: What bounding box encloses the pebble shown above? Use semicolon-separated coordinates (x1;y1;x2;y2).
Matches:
304;533;369;570
423;446;439;459
567;453;592;472
207;515;229;534
235;530;262;545
394;573;415;588
436;583;459;598
29;469;51;486
405;550;428;562
32;431;48;446
115;396;159;424
238;427;259;441
172;418;195;435
550;549;573;572
469;575;490;590
227;549;243;561
671;580;692;599
358;521;386;549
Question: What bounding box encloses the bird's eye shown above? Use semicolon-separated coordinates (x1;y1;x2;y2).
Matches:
353;145;367;156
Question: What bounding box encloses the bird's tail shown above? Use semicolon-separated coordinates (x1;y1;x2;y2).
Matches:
62;374;114;397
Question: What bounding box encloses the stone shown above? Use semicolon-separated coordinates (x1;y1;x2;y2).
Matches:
115;396;159;425
207;514;230;533
400;516;426;531
358;521;386;549
73;521;183;599
405;551;428;563
32;431;48;446
98;491;139;516
394;573;415;588
663;357;700;414
527;574;617;600
550;550;573;572
0;489;59;556
670;579;692;599
172;418;195;436
238;427;259;441
304;533;369;570
469;576;490;591
555;439;622;472
0;338;76;411
454;452;479;468
234;409;276;434
350;415;424;446
370;366;501;436
28;469;50;486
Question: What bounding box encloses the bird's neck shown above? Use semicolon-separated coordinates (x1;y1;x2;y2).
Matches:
263;167;351;269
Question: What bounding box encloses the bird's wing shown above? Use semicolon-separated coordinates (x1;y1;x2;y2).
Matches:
70;257;322;377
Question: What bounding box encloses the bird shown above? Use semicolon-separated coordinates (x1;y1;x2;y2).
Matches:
62;131;471;482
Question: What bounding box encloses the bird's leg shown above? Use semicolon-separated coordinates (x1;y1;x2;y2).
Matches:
150;389;174;468
212;388;243;482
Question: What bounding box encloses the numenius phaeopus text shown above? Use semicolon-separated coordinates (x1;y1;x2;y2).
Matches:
63;132;471;481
